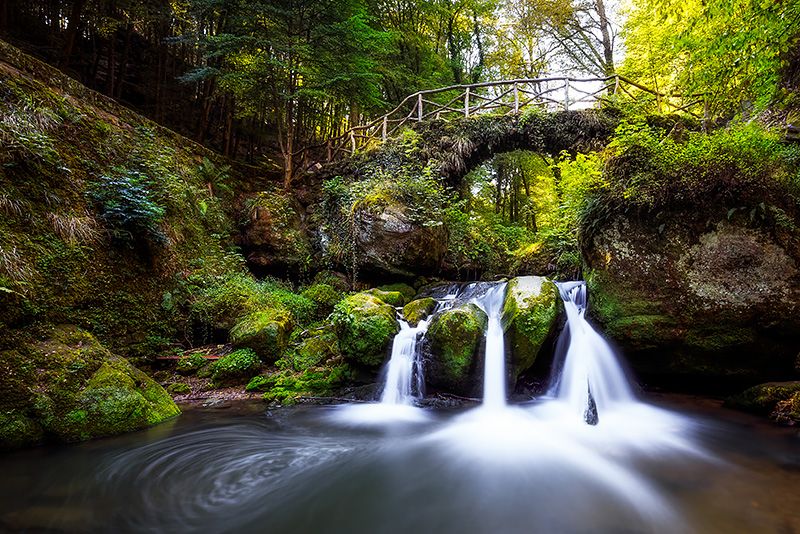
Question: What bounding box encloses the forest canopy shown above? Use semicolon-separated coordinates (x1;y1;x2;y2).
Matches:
1;0;798;182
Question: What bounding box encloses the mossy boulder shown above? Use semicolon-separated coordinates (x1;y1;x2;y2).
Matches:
208;348;260;385
502;276;560;380
426;303;488;396
167;382;191;394
229;309;293;361
287;327;341;371
300;283;342;320
332;292;399;368
364;288;406;307
403;297;437;326
726;382;800;424
379;283;416;302
175;353;208;375
582;213;800;382
0;325;179;449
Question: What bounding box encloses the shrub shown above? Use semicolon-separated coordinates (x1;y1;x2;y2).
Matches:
87;168;166;245
209;348;260;385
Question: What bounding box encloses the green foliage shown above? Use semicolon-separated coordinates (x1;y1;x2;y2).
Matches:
176;353;209;375
300;283;343;320
209;348;260;385
87;168;167;245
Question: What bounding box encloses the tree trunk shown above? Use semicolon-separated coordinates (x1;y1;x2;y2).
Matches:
60;0;85;70
594;0;615;76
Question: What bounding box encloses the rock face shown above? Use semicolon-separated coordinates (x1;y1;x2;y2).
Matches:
583;212;800;381
354;203;447;278
502;276;561;380
240;190;313;276
332;292;400;368
0;326;179;449
426;303;488;396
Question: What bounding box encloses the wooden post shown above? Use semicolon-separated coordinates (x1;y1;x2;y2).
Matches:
350;131;356;153
465;87;470;117
613;75;620;95
418;93;423;121
564;79;570;111
513;83;519;114
382;115;388;141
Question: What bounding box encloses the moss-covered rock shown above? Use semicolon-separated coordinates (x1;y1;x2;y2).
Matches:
403;297;437;326
379;283;416;302
726;382;800;425
287;327;341;371
332;292;399;368
0;325;179;448
364;288;406;307
261;365;353;405
300;283;342;320
208;348;260;385
426;303;488;396
167;382;191;394
176;353;209;375
583;214;800;382
229;310;293;361
502;276;560;380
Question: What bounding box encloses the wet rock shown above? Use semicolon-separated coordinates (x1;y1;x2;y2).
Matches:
583;213;800;381
502;276;561;380
403;297;437;326
426;303;488;396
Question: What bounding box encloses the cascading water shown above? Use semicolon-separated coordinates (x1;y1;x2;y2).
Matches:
549;281;634;423
379;319;428;405
471;283;508;408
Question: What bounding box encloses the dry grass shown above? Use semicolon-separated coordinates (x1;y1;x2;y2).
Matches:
0;243;33;283
47;210;102;245
0;192;27;217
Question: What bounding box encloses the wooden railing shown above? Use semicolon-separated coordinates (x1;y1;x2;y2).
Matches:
308;75;706;164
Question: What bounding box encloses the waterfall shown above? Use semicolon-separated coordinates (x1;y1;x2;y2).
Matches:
472;283;508;409
550;281;634;423
379;319;428;405
379;286;462;406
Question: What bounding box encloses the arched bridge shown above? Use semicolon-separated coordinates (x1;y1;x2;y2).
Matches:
317;75;706;163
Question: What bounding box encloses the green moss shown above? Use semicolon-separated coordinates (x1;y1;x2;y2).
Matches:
502;277;560;378
402;297;436;326
245;375;274;392
287;327;341;371
261;364;353;404
726;382;800;415
331;292;399;367
166;382;191;394
209;348;260;385
364;288;406;307
176;353;208;375
229;309;293;361
378;283;416;302
0;411;44;450
427;303;487;393
300;283;343;320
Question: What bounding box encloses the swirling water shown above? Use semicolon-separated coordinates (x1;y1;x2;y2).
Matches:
2;281;799;532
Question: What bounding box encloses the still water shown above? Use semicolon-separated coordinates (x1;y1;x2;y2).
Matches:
1;398;799;533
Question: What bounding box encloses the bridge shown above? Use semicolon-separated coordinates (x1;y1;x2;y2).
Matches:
314;75;706;163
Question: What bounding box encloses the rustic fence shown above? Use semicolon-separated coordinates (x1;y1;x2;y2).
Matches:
309;75;706;164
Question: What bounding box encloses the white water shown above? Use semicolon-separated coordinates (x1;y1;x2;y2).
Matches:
471;283;508;408
379;319;429;405
550;281;634;422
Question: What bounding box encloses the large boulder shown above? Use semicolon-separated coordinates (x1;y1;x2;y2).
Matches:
229;309;293;361
0;325;179;449
583;212;800;381
502;276;561;380
353;202;447;278
332;292;399;368
240;189;313;276
426;303;488;396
